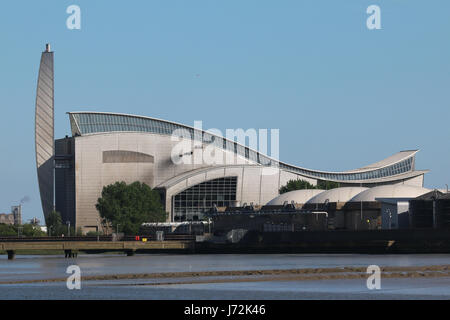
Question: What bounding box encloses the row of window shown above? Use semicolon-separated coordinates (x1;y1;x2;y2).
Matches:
173;177;237;218
71;113;414;182
74;113;190;136
281;157;413;181
175;193;236;200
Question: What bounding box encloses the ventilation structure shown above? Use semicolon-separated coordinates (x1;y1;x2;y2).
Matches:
35;44;54;222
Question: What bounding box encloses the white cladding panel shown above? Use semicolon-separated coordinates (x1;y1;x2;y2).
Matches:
35;50;54;221
395;174;424;187
75;132;283;227
73;131;425;229
260;170;281;205
241;167;263;205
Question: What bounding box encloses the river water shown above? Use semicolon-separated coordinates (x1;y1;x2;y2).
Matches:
1;253;450;299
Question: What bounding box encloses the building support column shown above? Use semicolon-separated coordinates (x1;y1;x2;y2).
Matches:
64;249;77;258
7;250;16;260
433;200;437;229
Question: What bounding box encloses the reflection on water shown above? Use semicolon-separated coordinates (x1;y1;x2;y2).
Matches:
2;277;450;300
1;253;450;299
2;253;450;281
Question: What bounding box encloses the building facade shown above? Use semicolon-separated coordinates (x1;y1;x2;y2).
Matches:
34;45;429;232
0;205;22;226
35;44;54;222
51;112;428;232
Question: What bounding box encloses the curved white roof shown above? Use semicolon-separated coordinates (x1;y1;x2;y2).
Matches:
306;187;369;204
266;189;326;206
349;185;430;202
67;112;427;184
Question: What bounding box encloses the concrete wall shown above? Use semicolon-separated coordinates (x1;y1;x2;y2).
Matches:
0;214;15;225
35;49;54;223
163;165;298;220
73;131;421;231
55;138;76;226
396;175;424;187
74;132;310;230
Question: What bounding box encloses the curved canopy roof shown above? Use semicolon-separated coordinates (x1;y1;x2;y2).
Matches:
266;189;326;206
349;185;430;202
67;112;427;184
306;187;369;204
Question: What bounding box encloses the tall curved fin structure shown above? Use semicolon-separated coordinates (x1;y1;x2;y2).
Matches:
35;44;54;222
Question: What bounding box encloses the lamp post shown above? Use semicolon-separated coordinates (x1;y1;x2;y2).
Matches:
360;183;363;221
66;221;70;237
386;208;392;230
17;226;23;237
432;191;437;229
97;218;100;242
322;199;330;229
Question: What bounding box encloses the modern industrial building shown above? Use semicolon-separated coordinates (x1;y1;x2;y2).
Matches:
409;191;450;229
35;45;430;233
267;185;435;230
213;185;435;233
0;205;22;226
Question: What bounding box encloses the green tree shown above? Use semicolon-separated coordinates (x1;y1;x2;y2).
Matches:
0;223;46;237
0;224;16;236
22;224;46;237
316;180;340;190
96;181;167;235
279;179;340;194
46;210;63;236
279;179;316;194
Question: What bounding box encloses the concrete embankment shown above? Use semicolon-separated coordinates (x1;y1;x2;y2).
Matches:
194;229;450;254
1;229;450;257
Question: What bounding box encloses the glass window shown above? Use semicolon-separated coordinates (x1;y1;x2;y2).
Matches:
173;177;238;221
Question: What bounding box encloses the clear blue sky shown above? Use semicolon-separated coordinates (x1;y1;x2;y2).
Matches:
0;1;449;222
